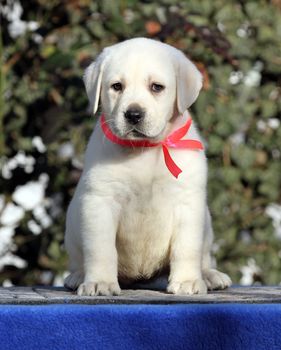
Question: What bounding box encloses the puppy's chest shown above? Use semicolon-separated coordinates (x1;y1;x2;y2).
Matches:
119;184;173;232
116;180;177;277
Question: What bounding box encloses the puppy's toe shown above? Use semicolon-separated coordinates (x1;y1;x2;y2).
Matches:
167;279;207;295
77;281;121;296
203;269;232;290
95;282;121;296
64;271;84;290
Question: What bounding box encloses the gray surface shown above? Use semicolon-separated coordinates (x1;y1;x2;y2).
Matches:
0;286;281;305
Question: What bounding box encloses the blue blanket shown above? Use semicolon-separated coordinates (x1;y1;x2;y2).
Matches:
0;304;281;350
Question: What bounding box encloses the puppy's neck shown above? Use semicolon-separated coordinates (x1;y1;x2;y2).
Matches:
164;109;190;138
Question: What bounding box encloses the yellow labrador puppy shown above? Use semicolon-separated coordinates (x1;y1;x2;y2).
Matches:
64;38;231;296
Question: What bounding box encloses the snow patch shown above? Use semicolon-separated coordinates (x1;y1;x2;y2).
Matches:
266;204;281;239
2;279;14;287
1;0;39;38
27;220;42;235
13;182;45;211
0;203;25;226
230;131;245;146
257;118;280;133
32;136;46;153
0;252;27;270
1;151;35;179
0;226;15;255
58;142;74;160
268;118;280;130
12;175;48;211
53;271;69;286
229;71;243;85
33;205;52;229
240;258;261;285
243;61;263;87
0;195;5;212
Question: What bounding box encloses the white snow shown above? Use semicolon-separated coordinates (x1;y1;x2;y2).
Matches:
12;181;45;211
10;174;51;233
243;70;261;87
27;220;42;235
31;33;43;44
33;205;52;229
58;142;74;159
2;279;14;287
266;204;281;239
1;0;39;38
240;258;261;285
39;173;49;186
257;120;267;132
0;219;28;272
0;226;15;255
268;118;280;130
229;71;243;85
257;118;280;133
230;131;245;145
2;161;14;179
0;195;5;212
1;151;36;179
237;28;247;38
40;271;53;285
12;173;49;212
53;271;69;286
72;157;84;169
0;203;25;226
243;61;263;87
123;9;135;24
236;22;252;38
0;252;27;270
32;136;46;153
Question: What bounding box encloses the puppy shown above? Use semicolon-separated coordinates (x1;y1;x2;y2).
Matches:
64;38;231;296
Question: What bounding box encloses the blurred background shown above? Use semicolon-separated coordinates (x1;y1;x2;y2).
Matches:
0;0;280;287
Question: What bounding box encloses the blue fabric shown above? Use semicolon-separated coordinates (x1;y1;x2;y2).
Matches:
0;304;281;350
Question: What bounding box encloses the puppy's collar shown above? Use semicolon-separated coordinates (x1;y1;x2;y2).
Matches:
100;114;204;179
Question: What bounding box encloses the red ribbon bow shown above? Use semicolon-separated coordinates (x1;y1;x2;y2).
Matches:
100;114;204;178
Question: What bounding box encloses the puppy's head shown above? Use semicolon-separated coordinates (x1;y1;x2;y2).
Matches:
84;38;202;140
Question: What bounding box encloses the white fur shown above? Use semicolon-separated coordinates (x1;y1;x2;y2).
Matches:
64;38;231;296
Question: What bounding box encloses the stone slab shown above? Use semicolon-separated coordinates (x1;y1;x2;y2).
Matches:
0;286;280;305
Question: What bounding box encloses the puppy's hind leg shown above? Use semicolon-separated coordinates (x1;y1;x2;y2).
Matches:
64;251;84;290
64;270;84;291
202;209;232;290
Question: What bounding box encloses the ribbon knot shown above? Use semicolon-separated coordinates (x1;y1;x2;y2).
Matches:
100;114;204;179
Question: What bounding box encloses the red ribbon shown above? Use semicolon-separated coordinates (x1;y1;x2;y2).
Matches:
100;114;204;178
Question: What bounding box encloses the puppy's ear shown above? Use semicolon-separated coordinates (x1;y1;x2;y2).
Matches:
175;51;203;114
83;50;108;115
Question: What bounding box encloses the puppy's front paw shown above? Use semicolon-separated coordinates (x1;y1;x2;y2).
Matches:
203;269;232;290
77;281;121;296
167;279;207;295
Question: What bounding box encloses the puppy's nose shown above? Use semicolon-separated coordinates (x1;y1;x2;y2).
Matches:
124;108;144;125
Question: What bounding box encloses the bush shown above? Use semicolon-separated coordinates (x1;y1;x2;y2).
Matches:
0;0;280;286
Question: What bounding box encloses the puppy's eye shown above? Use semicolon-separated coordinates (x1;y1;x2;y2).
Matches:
111;82;123;92
151;83;165;93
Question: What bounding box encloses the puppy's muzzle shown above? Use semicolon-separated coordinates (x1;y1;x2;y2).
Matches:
124;105;145;125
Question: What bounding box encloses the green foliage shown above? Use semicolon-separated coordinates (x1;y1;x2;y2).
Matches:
0;0;280;286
